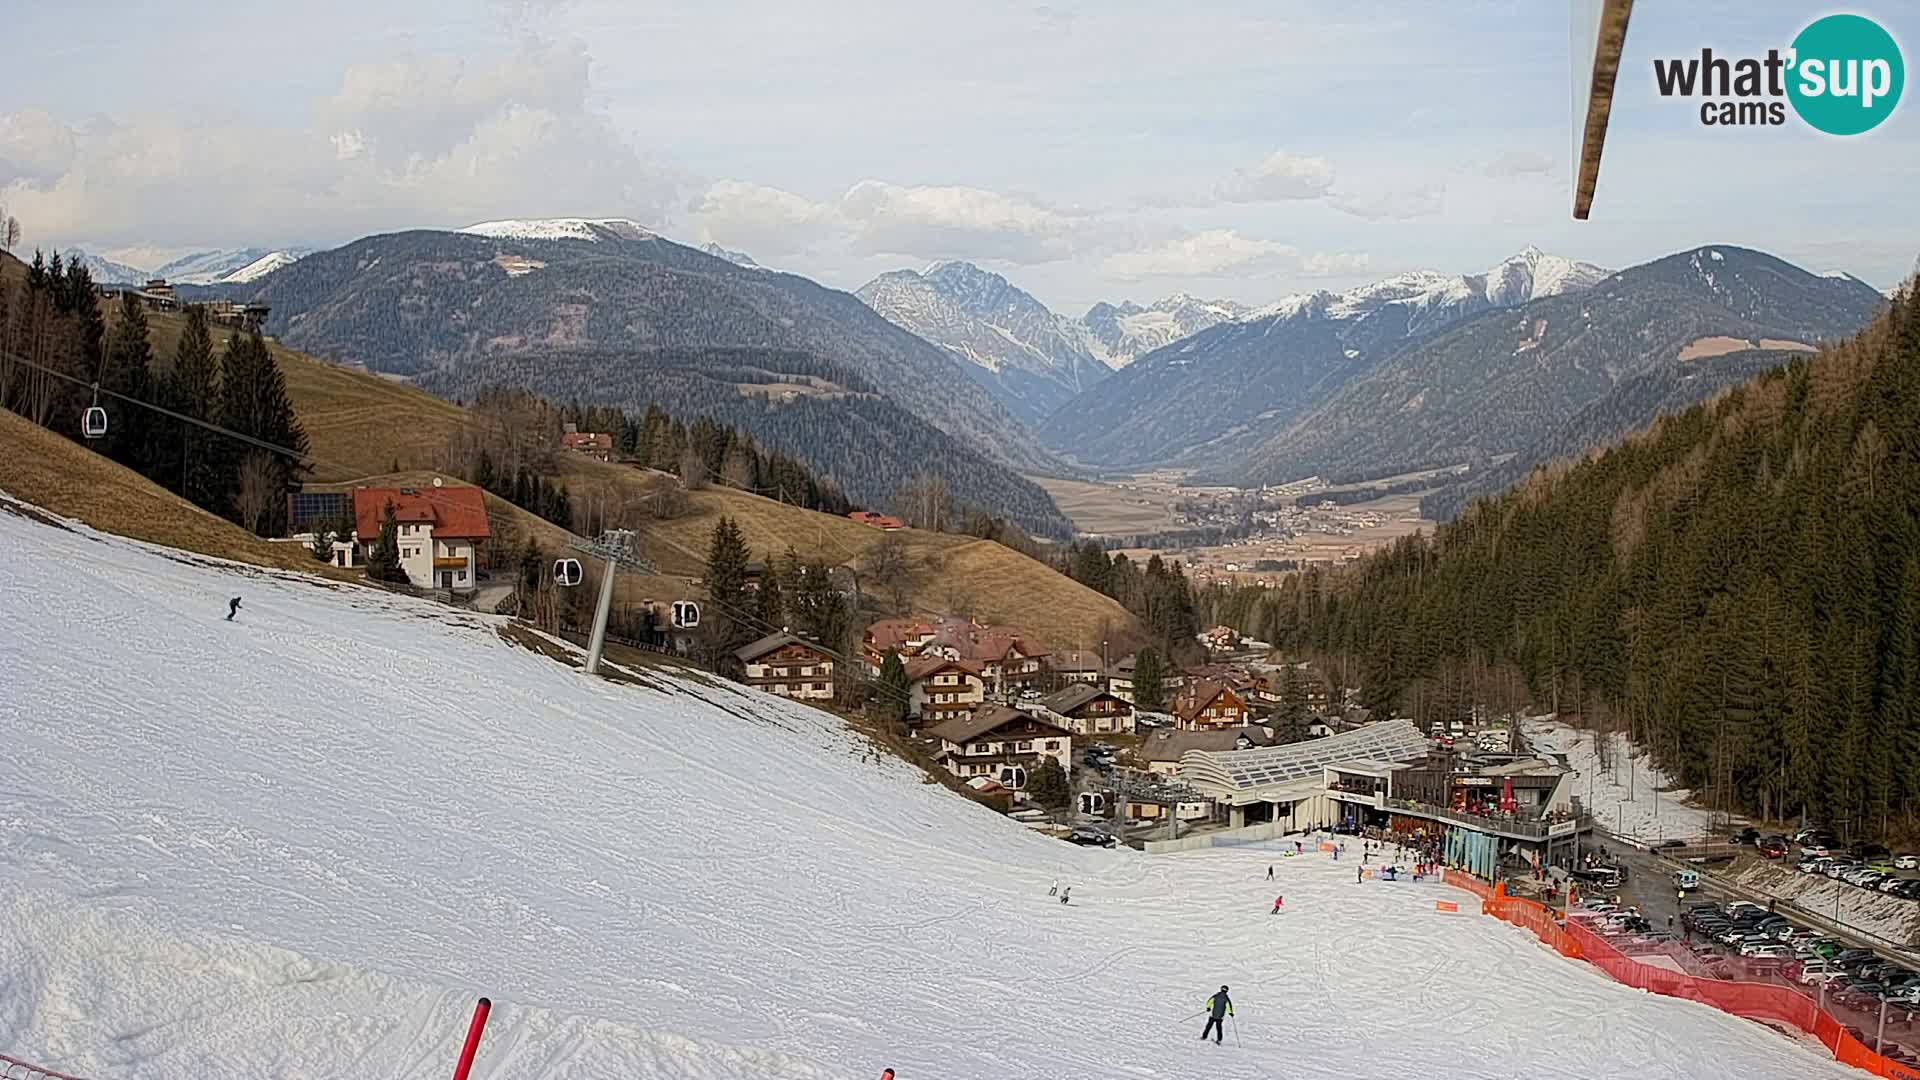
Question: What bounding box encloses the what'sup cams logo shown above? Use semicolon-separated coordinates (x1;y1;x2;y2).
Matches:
1653;13;1904;134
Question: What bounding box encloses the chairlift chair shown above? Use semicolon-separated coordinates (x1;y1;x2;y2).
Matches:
554;558;583;587
83;405;108;439
671;599;700;629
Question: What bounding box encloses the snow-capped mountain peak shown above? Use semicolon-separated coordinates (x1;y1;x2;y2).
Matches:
222;251;302;283
458;218;655;242
856;262;1110;423
701;242;761;269
66;247;310;286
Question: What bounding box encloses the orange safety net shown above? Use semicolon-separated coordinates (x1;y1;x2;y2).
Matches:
1461;883;1920;1080
1443;869;1494;900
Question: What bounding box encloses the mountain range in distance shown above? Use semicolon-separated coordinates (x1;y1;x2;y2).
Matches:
68;246;312;287
61;213;1890;534
855;261;1246;423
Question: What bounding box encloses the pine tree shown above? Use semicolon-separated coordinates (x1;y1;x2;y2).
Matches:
703;515;753;670
877;650;911;728
366;502;407;583
1026;756;1072;810
1134;648;1166;711
1278;662;1310;739
160;305;223;505
215;330;308;534
754;550;786;629
98;290;152;468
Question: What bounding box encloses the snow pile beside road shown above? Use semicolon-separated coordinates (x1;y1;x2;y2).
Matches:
1732;860;1920;948
1527;718;1724;842
0;498;1863;1079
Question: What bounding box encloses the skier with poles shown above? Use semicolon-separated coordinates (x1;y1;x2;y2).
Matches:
1200;986;1233;1044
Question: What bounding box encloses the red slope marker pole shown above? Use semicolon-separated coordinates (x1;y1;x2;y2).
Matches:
452;996;492;1080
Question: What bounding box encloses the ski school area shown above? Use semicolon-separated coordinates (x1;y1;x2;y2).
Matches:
0;494;1884;1080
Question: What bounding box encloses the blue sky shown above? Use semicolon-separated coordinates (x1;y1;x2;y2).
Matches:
1;0;1913;311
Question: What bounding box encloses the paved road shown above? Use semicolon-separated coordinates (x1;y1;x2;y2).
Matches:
1588;836;1699;935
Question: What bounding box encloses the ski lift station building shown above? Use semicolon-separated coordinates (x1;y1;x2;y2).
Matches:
1175;719;1590;867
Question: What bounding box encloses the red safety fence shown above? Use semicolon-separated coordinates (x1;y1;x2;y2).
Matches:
1;1053;91;1080
1451;875;1920;1080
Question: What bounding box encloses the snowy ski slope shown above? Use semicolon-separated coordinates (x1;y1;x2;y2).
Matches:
0;497;1861;1080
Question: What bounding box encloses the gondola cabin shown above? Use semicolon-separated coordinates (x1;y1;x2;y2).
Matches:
554;558;583;587
82;406;108;439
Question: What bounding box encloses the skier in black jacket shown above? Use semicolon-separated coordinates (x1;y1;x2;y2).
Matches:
1200;985;1232;1044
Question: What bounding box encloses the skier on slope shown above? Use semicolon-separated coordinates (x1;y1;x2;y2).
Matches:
1200;986;1233;1044
1357;865;1365;884
1270;895;1284;914
1267;864;1274;880
1059;886;1072;905
226;596;242;621
1049;879;1059;896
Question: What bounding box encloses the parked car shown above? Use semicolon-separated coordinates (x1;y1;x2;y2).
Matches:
1066;827;1118;848
1802;842;1833;858
1895;853;1920;870
1759;837;1789;858
1799;960;1844;984
1853;842;1892;860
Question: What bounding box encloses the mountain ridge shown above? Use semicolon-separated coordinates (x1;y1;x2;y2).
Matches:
1238;244;1886;488
1047;246;1612;470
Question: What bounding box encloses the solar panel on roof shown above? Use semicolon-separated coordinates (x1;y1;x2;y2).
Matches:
289;492;350;529
1182;720;1430;791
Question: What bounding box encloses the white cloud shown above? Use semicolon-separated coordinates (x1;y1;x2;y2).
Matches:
838;179;1101;264
691;180;838;255
0;109;78;186
0;42;675;251
1329;183;1445;221
1214;150;1336;203
1483;148;1554;178
1101;229;1364;281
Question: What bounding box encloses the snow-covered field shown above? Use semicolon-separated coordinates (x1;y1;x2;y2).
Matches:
1526;719;1725;842
0;499;1860;1079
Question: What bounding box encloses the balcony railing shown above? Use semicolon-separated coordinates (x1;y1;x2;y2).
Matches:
1381;797;1591;839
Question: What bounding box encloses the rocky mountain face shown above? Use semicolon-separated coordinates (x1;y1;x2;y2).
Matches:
1075;294;1250;369
856;261;1110;425
1047;247;1612;470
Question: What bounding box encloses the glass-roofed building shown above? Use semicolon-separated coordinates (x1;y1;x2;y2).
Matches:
1179;719;1433;830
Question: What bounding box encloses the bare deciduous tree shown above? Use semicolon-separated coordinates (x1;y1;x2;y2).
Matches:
234;451;277;535
865;532;914;613
680;447;710;490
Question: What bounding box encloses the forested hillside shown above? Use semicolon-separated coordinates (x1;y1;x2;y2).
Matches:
416;345;1072;539
1248;289;1920;833
1420;346;1801;519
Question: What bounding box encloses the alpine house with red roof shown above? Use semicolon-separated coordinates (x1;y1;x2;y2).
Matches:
349;484;492;593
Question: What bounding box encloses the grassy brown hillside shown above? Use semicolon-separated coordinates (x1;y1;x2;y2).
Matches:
0;408;350;577
145;306;1139;644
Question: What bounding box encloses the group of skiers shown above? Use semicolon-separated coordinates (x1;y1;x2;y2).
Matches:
1047;880;1072;904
